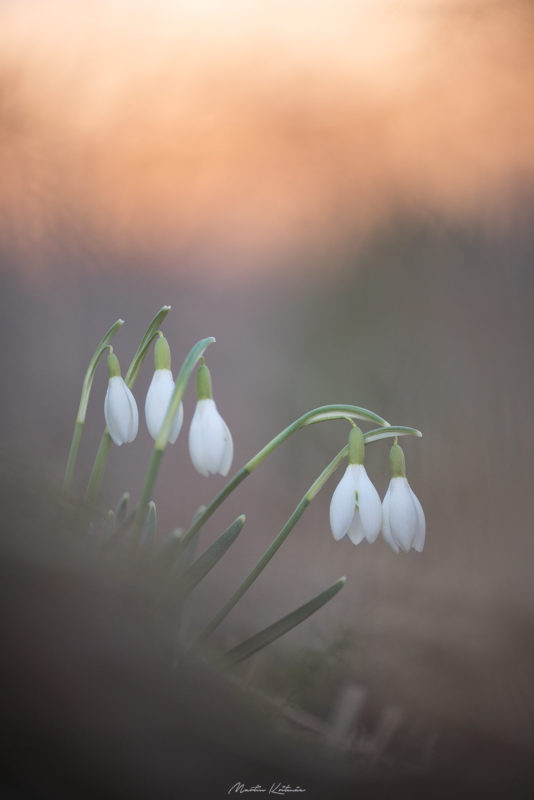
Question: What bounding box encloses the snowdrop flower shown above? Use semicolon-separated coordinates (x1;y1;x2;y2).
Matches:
329;426;382;545
144;335;183;443
381;444;425;553
188;360;233;477
104;352;139;446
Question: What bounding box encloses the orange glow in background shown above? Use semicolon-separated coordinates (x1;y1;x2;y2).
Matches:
1;0;534;276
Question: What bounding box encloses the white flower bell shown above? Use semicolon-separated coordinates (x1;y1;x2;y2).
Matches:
381;444;425;553
188;360;233;477
144;335;183;443
329;426;382;545
104;352;139;446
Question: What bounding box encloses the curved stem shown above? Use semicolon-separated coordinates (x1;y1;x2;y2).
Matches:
84;306;171;504
179;404;394;551
193;423;421;643
63;318;124;489
85;432;112;503
134;336;216;531
195;445;348;643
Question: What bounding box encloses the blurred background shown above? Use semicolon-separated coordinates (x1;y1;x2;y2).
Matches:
2;0;534;775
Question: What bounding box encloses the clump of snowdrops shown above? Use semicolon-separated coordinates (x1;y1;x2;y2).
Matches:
63;306;424;666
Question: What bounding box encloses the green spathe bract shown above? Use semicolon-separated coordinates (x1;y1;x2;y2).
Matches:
154;334;172;371
195;361;213;400
389;443;406;477
85;306;171;504
348;425;365;465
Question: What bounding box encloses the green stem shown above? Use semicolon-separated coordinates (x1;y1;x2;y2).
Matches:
194;423;422;643
134;336;216;531
84;306;171;504
63;421;84;490
63;318;124;490
85;432;112;503
195;445;348;643
179;404;394;552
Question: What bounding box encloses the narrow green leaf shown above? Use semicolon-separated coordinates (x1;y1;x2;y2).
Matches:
141;501;157;544
222;576;346;667
85;306;171;504
180;515;245;597
125;306;171;387
135;337;215;531
63;317;124;488
114;491;130;525
158;527;184;561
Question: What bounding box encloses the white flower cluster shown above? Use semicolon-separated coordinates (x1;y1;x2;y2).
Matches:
103;340;233;478
329;431;425;553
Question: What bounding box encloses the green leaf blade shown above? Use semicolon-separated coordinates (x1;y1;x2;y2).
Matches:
222;576;346;667
180;515;245;598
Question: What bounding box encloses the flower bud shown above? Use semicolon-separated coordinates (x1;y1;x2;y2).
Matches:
381;444;425;553
188;361;233;477
104;353;139;446
145;335;183;443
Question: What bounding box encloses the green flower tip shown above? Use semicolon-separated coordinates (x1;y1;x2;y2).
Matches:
389;444;406;478
154;334;171;370
196;361;213;400
107;352;121;378
348;426;365;465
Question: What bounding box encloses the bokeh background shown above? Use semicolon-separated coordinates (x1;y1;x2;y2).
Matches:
2;0;534;773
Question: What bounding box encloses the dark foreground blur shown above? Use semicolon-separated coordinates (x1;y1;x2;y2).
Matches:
2;458;534;800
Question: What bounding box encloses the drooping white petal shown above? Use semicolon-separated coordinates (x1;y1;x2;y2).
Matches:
410;486;426;552
145;369;183;443
388;477;419;552
188;398;233;476
381;483;400;552
217;416;234;476
353;465;383;543
104;376;139;446
188;401;210;476
329;465;357;541
347;513;366;545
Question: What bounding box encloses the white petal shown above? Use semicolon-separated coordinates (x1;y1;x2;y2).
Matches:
104;381;122;445
381;483;400;552
123;382;139;443
217;416;234;476
188;399;233;476
329;465;356;541
145;369;183;443
354;465;382;543
188;401;211;476
388;477;419;552
105;376;138;446
168;402;184;444
347;513;366;545
410;486;426;552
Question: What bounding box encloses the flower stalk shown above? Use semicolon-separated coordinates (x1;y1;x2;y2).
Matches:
134;336;216;532
63;317;124;490
194;444;349;644
178;406;417;554
85;306;171;504
193;424;420;643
